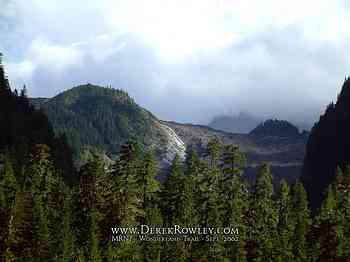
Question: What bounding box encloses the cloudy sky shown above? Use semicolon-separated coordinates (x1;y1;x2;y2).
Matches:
1;0;350;126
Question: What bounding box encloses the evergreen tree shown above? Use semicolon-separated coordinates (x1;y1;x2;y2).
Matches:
246;163;278;261
161;155;187;262
0;155;17;259
220;144;247;261
61;188;75;262
275;180;294;262
311;186;341;261
108;141;142;260
139;151;162;262
112;140;142;226
205;137;222;168
89;209;102;262
291;182;310;262
6;190;35;261
75;155;104;258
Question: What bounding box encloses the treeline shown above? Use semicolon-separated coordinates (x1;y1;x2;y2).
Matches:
1;138;350;261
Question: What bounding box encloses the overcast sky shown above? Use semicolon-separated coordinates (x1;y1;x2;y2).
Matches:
1;0;350;125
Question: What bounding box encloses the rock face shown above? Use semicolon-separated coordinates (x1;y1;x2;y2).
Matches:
158;123;186;165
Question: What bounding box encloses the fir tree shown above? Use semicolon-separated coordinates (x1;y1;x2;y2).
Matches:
220;144;247;261
139;151;162;262
0;155;17;259
246;163;278;261
291;182;310;262
275;180;294;262
61;188;75;262
6;190;35;260
312;186;341;261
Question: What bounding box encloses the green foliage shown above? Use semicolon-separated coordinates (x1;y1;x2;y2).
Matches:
34;84;167;165
2;137;350;261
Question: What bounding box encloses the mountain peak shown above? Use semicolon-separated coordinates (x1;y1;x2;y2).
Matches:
53;84;135;106
249;119;300;137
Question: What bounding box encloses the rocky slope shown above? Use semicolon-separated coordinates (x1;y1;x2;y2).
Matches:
164;120;308;183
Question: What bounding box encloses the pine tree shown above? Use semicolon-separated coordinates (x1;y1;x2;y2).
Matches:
61;188;75;262
6;190;35;260
108;141;142;260
0;155;17;259
275;180;294;262
75;155;104;258
161;155;187;262
312;186;341;261
90;209;102;262
246;163;278;261
291;182;310;262
220;144;247;261
112;140;142;226
26;144;58;261
205;137;222;168
138;151;162;262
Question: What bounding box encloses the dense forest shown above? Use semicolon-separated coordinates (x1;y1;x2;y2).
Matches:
1;54;350;261
30;84;167;166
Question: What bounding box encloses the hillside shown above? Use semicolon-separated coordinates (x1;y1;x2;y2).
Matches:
32;84;184;166
33;85;307;182
302;78;350;209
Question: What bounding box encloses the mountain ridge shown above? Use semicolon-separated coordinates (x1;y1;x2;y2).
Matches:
32;84;307;183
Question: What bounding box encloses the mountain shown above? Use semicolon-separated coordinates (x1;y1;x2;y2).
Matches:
164;120;307;183
33;85;307;183
302;78;350;209
208;112;261;133
250;119;309;138
31;84;186;167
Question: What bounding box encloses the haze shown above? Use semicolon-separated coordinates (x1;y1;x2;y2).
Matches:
1;0;349;126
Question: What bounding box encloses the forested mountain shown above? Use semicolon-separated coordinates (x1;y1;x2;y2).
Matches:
302;77;350;209
208;112;261;133
33;85;307;183
249;119;307;138
32;84;174;166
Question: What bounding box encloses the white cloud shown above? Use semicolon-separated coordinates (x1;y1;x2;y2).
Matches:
27;39;83;71
2;0;350;125
7;60;35;84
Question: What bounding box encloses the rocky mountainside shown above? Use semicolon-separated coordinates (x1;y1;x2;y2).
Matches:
165;120;308;183
32;85;307;182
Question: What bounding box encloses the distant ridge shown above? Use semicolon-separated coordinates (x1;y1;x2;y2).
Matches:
250;119;301;138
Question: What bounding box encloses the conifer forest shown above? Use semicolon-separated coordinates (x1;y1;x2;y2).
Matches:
1;53;350;261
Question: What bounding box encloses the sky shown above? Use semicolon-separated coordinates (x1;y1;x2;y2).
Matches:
1;0;350;126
